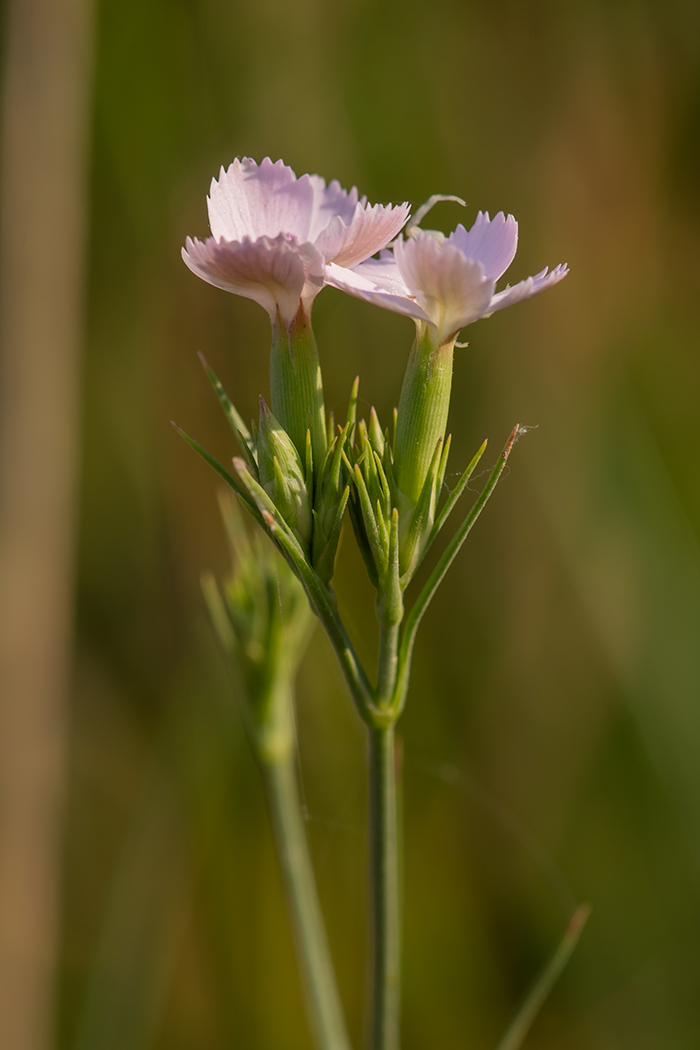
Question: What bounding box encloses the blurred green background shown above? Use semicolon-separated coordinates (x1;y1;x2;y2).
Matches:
3;0;700;1046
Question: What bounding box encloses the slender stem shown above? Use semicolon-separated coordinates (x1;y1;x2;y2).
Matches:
263;753;352;1050
369;725;400;1050
376;622;400;708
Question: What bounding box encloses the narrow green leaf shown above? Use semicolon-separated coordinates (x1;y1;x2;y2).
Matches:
378;508;402;629
172;423;259;519
401;437;443;581
327;421;352;498
382;442;399;509
354;464;386;572
372;451;391;518
395;425;520;711
436;433;452;498
313;485;350;584
346;490;379;589
376;498;389;552
427;438;488;547
495;904;591;1050
346;376;359;434
368;406;385;456
259;507;374;715
198;352;255;457
232;456;308;564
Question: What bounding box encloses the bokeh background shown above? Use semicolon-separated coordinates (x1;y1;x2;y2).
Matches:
1;0;700;1047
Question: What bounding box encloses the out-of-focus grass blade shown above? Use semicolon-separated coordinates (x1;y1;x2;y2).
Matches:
494;903;591;1050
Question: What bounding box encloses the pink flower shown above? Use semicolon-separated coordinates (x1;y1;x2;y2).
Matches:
182;157;410;325
326;210;568;345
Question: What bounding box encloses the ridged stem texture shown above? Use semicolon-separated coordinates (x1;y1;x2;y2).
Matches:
393;326;454;507
270;306;327;469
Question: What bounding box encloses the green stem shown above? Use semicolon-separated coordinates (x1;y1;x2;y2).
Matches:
369;725;400;1050
376;621;400;708
263;752;352;1050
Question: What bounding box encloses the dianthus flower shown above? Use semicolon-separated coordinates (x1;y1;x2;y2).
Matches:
326;211;568;346
183;158;409;463
182;157;409;326
327;209;569;536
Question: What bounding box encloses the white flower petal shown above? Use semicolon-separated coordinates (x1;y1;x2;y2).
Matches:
395;231;496;339
306;175;359;241
315;201;410;268
447;211;518;282
325;261;430;323
344;251;412;296
485;263;569;316
207;157;315;244
182;234;325;325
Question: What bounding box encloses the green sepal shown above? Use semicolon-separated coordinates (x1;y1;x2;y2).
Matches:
309;420;353;582
381;441;400;509
346;488;379;588
353;463;387;572
257;399;312;548
312;484;350;584
372;451;392;521
377;507;403;628
368;406;385;456
231;456;309;565
346;376;359;437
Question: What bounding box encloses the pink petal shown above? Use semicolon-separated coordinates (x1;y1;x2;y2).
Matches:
325;261;429;323
315;201;410;267
344;251;412;296
306;175;359;241
447;211;518;282
207;157;316;244
485;263;569;315
395;231;496;338
182;234;325;324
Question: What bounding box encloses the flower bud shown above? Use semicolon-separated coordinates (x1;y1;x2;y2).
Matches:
201;493;314;765
257;397;312;548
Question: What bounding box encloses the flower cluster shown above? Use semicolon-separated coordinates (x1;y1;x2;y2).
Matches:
182;157;568;593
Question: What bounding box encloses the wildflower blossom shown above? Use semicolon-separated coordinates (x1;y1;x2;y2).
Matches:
182;157;410;326
326;210;568;345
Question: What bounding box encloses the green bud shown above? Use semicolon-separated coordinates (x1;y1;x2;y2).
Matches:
270;303;327;470
257;397;312;548
201;494;314;766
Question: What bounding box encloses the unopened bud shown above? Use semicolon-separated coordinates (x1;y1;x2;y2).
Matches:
257;397;312;547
